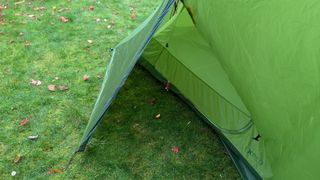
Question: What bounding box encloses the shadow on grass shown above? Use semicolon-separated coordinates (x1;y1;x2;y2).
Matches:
75;65;240;179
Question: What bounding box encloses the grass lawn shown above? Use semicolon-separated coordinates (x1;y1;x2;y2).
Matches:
0;0;240;179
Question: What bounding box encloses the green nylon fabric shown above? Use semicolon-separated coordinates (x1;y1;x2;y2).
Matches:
78;0;171;150
182;0;320;179
142;8;272;178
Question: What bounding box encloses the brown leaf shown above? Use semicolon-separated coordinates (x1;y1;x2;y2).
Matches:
48;168;64;174
0;6;4;11
8;40;16;44
59;16;68;23
171;146;180;154
130;13;137;21
13;155;22;164
48;84;56;91
20;118;29;126
82;75;89;81
88;5;94;11
59;85;68;91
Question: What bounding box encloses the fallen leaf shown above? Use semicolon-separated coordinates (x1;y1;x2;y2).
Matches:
130;13;137;21
82;75;89;81
20;118;29;126
25;41;30;48
96;74;103;79
8;40;16;44
0;6;4;11
48;84;56;91
57;8;70;12
48;168;63;174
59;85;68;91
107;25;112;29
87;40;93;44
11;171;17;177
30;79;41;86
33;7;46;11
96;18;101;22
171;146;180;154
13;155;22;163
14;0;24;6
19;32;24;36
155;113;161;119
88;5;94;11
28;135;38;140
59;16;68;23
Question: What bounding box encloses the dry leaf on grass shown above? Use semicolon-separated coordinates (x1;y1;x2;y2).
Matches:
130;13;137;21
28;135;38;140
88;5;94;11
13;155;22;163
155;113;161;119
48;168;64;174
14;0;24;6
59;85;68;91
25;41;30;48
59;16;68;23
30;79;41;86
171;146;180;154
20;118;29;126
33;7;46;11
48;84;56;91
82;75;89;81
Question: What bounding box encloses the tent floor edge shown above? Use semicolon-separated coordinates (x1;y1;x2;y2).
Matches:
138;58;262;180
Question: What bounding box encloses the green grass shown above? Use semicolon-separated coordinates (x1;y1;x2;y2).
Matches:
0;1;240;179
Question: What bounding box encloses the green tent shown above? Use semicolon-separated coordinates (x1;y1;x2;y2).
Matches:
76;0;320;179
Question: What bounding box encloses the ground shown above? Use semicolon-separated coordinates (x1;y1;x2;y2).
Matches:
0;1;240;179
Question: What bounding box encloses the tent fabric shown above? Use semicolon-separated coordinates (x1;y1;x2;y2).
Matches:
77;0;320;179
77;0;176;151
140;8;271;178
181;0;320;179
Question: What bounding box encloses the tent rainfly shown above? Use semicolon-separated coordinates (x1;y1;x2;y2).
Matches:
76;0;320;179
